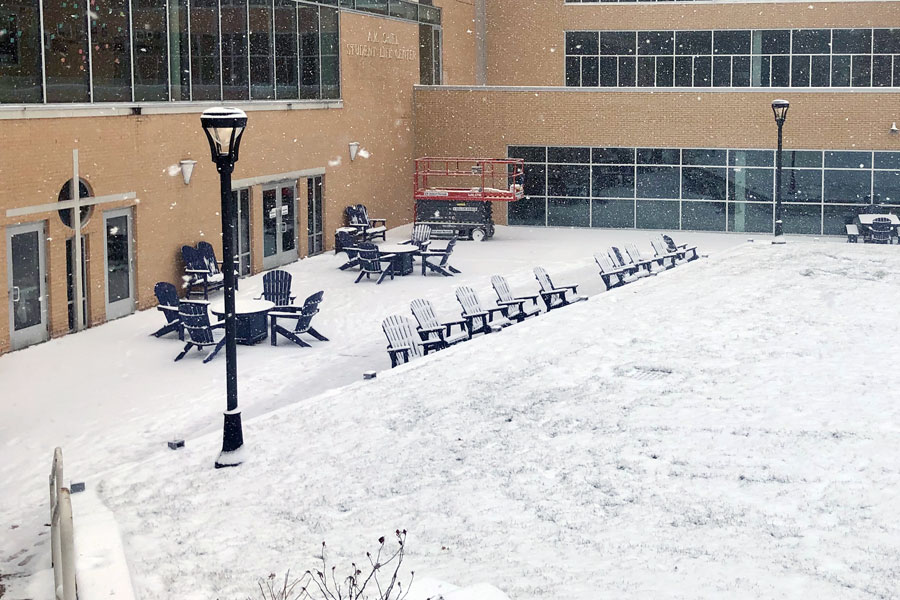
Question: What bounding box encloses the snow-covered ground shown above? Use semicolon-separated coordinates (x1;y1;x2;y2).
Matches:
3;226;899;599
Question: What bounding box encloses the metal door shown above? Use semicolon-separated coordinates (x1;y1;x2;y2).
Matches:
307;175;324;255
262;182;298;269
104;208;135;320
7;222;48;350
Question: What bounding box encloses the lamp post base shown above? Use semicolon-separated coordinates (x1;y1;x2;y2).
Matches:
215;409;244;469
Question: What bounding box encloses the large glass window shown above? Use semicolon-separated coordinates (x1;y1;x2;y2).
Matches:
298;4;319;99
90;0;134;101
274;0;298;99
168;0;190;101
190;0;221;100
1;0;44;102
43;0;90;102
249;0;274;99
320;6;339;99
133;0;169;101
221;0;248;100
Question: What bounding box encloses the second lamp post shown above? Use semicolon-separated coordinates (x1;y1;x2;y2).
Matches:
772;99;789;244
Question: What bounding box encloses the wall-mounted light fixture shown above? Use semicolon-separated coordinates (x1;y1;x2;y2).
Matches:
179;159;197;185
891;122;899;134
348;141;360;162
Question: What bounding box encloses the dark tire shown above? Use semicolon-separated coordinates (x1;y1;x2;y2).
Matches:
471;227;486;242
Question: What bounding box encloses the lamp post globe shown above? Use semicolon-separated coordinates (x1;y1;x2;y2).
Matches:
771;99;789;244
201;107;248;468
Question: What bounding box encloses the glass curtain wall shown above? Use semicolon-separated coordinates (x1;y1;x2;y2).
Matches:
566;28;900;88
0;0;44;102
509;145;900;236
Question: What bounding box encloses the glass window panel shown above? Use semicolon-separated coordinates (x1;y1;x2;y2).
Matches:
320;7;339;99
566;31;598;56
682;167;726;200
783;204;821;234
781;168;822;203
637;56;654;86
522;164;546;196
811;55;830;87
793;29;830;54
509;146;546;163
548;198;590;227
638;31;673;55
636;166;679;199
618;56;635;87
298;5;319;98
43;0;90;102
419;21;434;85
833;29;871;54
729;150;773;167
674;56;692;86
729;167;773;203
682;201;725;231
713;30;750;55
758;30;790;55
548;164;590;197
694;55;711;86
133;0;169;101
825;151;871;169
851;54;871;87
591;199;634;228
548;147;590;163
771;55;790;86
831;55;851;86
355;0;386;14
221;0;248;100
791;54;810;87
732;55;750;86
592;165;634;198
638;148;679;165
874;152;900;170
248;0;274;99
823;205;867;235
636;200;679;230
592;147;633;164
600;31;634;55
388;1;416;20
682;149;726;165
190;0;220;101
565;56;580;86
274;0;298;98
91;0;133;101
874;29;900;54
780;150;822;168
752;55;770;86
873;171;900;204
712;56;730;86
598;56;615;86
509;196;546;226
676;30;711;55
582;56;598;87
824;170;870;203
655;56;673;86
872;55;892;87
894;57;900;86
728;202;772;233
0;0;43;102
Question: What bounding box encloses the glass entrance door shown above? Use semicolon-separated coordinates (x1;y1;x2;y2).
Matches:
7;222;48;350
307;175;324;255
232;188;251;276
262;182;298;269
104;208;135;320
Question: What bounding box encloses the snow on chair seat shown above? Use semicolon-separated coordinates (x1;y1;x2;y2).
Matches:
533;267;587;311
382;314;442;368
490;275;541;321
455;285;512;335
845;223;860;243
410;298;470;348
593;254;631;289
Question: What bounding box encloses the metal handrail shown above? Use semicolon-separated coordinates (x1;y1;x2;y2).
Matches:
49;447;77;600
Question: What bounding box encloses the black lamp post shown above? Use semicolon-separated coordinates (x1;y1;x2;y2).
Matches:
772;99;789;244
201;107;248;469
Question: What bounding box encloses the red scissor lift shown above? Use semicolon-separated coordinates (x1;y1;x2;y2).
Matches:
413;157;525;241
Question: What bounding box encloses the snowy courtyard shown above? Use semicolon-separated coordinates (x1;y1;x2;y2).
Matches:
2;226;900;599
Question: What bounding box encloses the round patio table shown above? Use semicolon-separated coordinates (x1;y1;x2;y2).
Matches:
378;244;418;276
209;298;275;345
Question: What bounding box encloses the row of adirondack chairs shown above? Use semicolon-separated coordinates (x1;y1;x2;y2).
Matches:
381;267;587;368
595;234;698;290
152;268;328;362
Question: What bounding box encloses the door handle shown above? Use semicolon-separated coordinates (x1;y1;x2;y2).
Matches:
11;286;20;302
280;222;287;233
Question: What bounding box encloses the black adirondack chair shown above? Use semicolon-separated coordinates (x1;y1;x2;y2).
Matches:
662;234;698;261
259;269;295;307
455;285;512;335
626;243;665;274
401;223;432;252
382;314;443;368
336;230;362;270
152;282;184;340
355;242;396;284
490;275;541;321
610;246;649;278
410;298;469;348
420;237;461;276
269;291;328;347
593;253;630;289
346;205;387;242
533;267;587;310
182;245;225;299
197;241;239;289
175;301;226;363
870;217;893;244
650;237;684;267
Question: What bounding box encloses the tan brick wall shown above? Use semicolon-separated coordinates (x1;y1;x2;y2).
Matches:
0;10;423;354
434;0;477;85
485;0;900;86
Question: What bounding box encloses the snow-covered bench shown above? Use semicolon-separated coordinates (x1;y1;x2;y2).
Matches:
846;223;860;243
